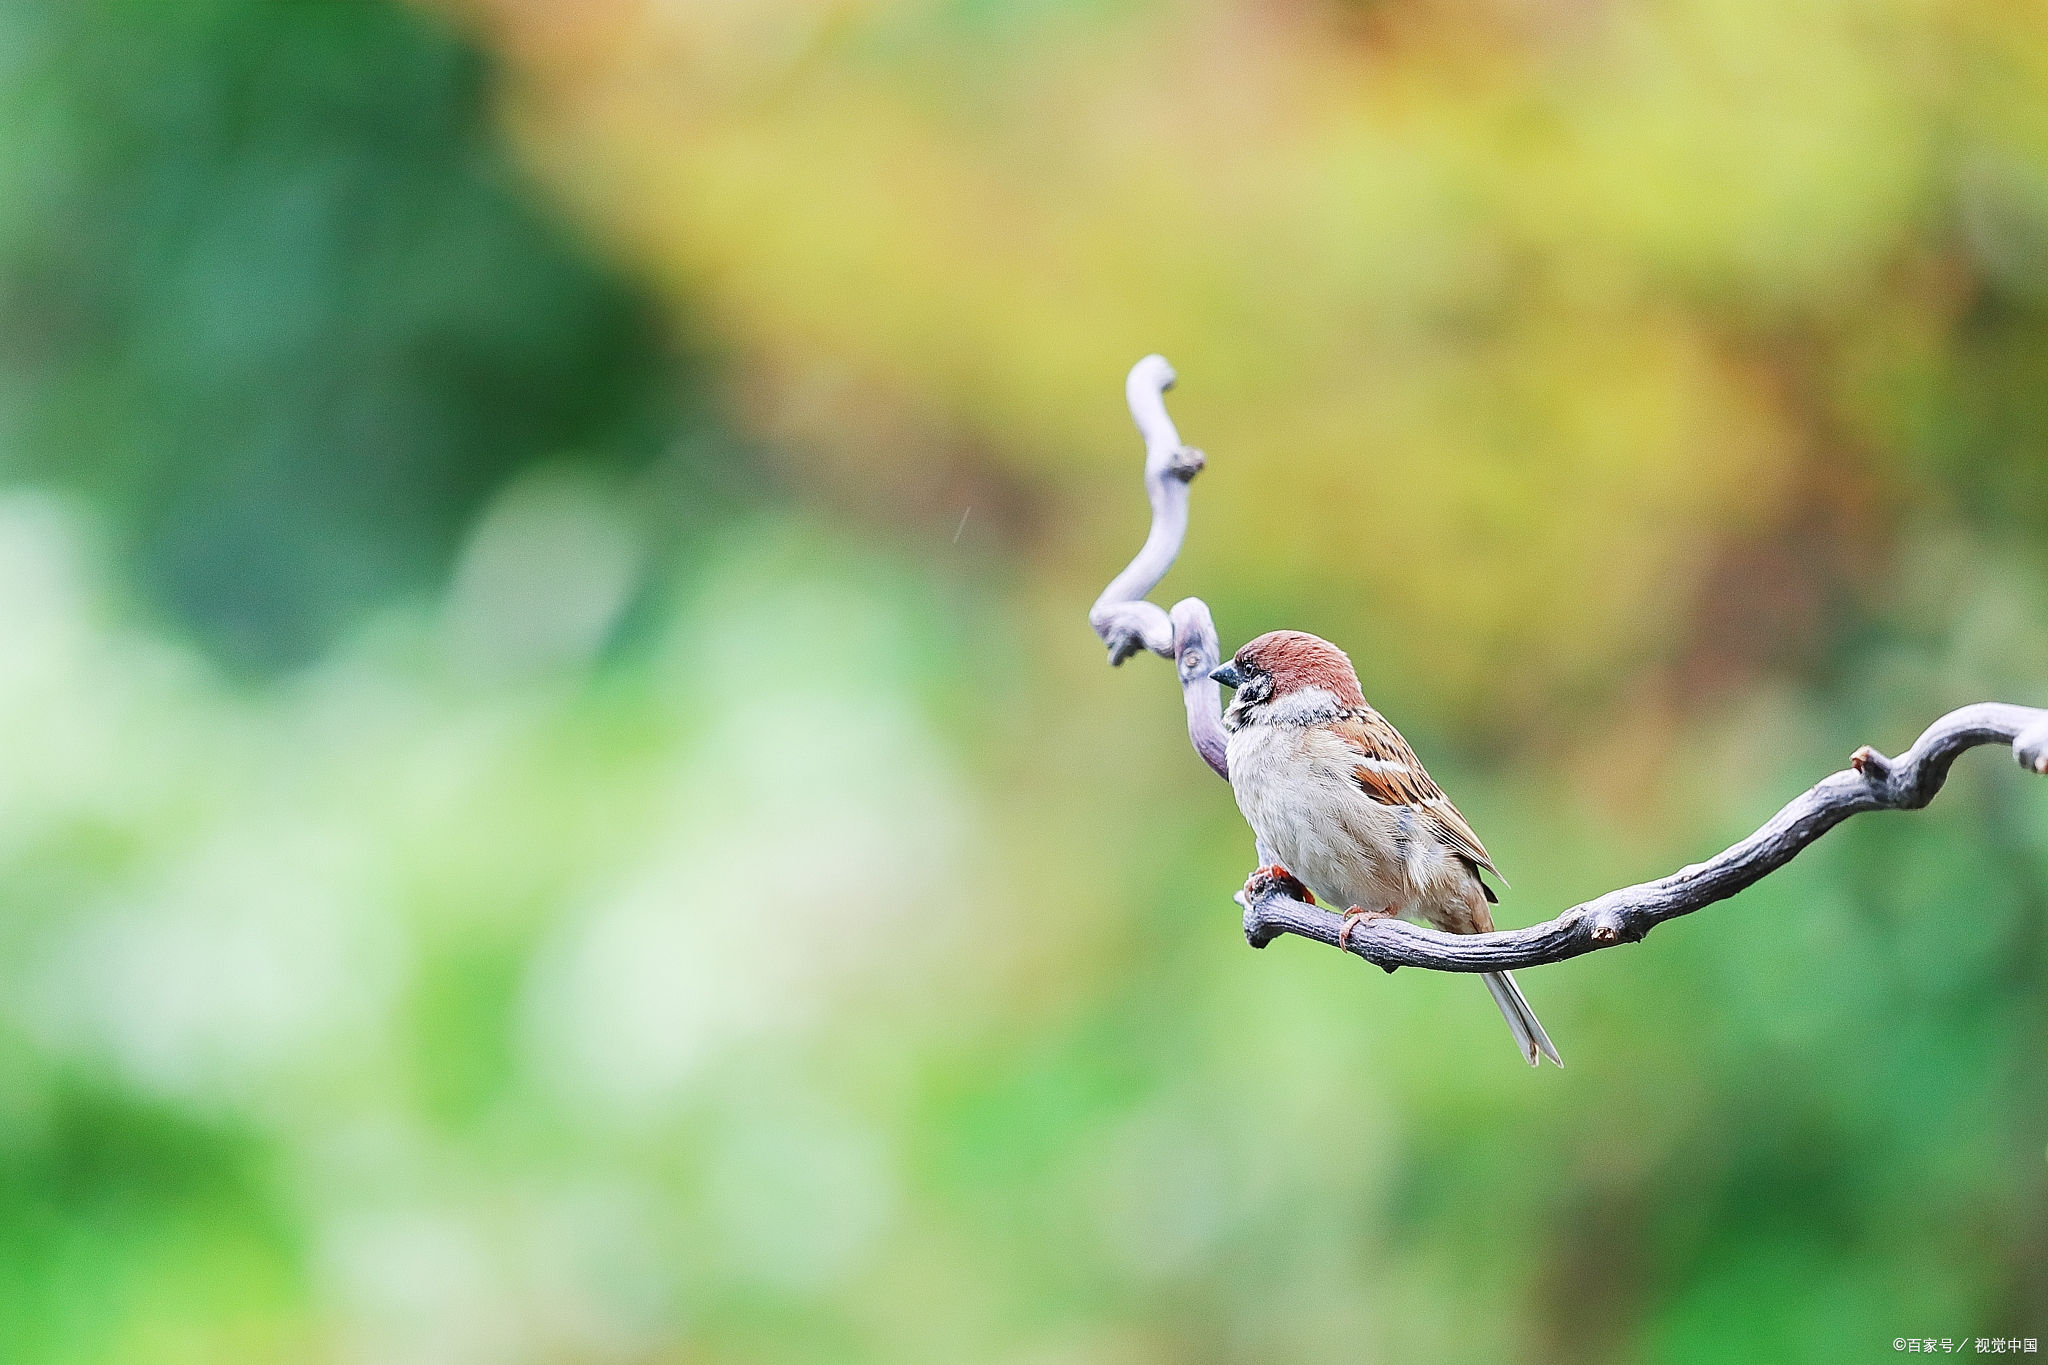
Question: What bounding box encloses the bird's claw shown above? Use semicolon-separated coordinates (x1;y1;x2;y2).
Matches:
1337;906;1396;952
1243;865;1313;904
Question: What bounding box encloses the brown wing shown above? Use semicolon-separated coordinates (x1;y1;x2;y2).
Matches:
1334;710;1501;879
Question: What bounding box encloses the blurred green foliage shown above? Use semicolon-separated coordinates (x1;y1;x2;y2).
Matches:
0;1;2044;1363
0;0;717;667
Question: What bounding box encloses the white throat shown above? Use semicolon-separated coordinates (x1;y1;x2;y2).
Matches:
1249;684;1348;728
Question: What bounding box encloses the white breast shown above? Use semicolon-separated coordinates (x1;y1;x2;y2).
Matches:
1225;720;1415;914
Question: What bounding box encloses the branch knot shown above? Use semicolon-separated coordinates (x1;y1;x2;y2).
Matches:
1165;445;1206;481
2014;716;2048;775
1849;745;1893;784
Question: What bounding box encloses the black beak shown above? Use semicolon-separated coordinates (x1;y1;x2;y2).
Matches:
1210;661;1246;689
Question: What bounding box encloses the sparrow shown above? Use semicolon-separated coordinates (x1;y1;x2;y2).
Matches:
1211;630;1561;1067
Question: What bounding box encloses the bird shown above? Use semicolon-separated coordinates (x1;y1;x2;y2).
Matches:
1209;629;1561;1067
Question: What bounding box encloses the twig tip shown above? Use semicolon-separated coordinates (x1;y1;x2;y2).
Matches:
1128;354;1176;393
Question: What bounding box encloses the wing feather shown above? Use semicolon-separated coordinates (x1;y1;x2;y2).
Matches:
1334;711;1501;878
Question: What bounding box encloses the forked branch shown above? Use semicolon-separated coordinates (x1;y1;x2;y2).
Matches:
1090;356;2048;974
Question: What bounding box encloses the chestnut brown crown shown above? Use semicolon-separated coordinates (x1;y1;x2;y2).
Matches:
1231;630;1366;709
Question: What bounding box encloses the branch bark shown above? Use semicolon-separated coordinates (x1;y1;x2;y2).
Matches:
1090;355;2048;974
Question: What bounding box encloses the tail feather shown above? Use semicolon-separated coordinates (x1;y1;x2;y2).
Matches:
1482;971;1562;1068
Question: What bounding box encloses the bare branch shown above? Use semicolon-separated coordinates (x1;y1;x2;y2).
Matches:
1091;356;2048;974
1238;703;2048;970
1088;356;1229;778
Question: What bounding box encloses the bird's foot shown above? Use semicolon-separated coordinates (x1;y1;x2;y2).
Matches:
1338;906;1397;952
1243;865;1313;905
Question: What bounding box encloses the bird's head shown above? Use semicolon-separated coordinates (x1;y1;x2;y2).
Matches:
1211;630;1365;728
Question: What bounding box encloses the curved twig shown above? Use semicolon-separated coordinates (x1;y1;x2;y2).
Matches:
1088;356;1229;778
1091;356;2048;973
